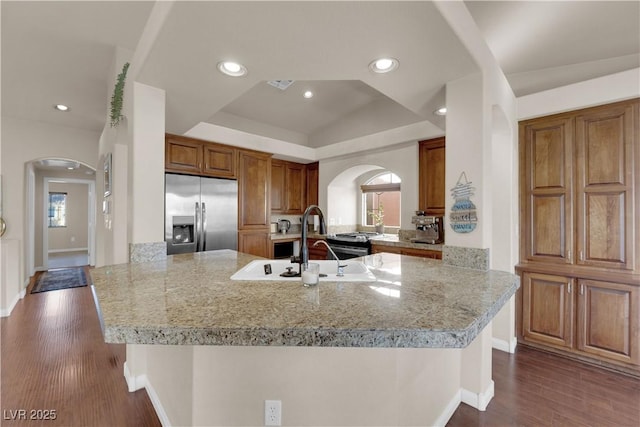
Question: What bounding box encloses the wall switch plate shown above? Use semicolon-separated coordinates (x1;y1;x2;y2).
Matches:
264;400;281;426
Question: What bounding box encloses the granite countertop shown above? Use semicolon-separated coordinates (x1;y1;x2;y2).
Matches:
368;234;443;251
90;250;519;348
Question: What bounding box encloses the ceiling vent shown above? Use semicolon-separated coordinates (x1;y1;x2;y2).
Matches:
266;80;295;90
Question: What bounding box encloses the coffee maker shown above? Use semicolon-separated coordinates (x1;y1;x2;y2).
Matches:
411;214;444;244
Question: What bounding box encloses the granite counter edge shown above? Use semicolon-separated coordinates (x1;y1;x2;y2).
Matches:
99;277;519;349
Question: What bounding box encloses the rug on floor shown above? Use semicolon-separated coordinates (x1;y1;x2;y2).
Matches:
31;268;88;294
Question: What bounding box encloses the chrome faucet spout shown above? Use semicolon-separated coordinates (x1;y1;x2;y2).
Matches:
300;205;327;267
313;240;346;276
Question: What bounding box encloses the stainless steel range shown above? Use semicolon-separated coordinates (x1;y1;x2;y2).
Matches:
325;232;378;259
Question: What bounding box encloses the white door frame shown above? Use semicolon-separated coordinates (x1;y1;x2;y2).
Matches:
43;177;96;269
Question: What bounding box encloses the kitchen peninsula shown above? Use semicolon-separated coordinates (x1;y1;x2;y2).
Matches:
91;250;519;426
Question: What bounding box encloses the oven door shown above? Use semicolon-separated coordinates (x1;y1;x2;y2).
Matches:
326;243;370;260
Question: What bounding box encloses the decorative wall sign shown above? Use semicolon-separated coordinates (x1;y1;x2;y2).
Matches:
449;172;477;233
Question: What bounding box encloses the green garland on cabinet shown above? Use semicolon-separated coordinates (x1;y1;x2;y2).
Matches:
110;62;130;127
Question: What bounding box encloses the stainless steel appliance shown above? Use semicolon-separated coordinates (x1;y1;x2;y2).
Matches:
277;219;291;234
325;232;377;260
165;173;238;255
411;215;444;244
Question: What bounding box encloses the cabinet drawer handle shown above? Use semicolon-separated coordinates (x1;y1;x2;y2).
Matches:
580;284;584;295
568;283;571;293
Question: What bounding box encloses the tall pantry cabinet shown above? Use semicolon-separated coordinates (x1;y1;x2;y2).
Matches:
517;99;640;376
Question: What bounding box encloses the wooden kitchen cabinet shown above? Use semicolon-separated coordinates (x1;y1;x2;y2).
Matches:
165;134;236;178
517;98;640;375
371;243;442;260
238;149;271;229
307;238;327;260
270;159;306;214
238;230;271;258
270;160;286;212
521;272;574;350
520;116;574;265
520;271;639;372
575;103;636;270
306;162;319;207
577;279;639;366
418;137;445;215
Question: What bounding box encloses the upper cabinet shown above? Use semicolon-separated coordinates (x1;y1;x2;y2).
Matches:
166;134;236;179
270;159;307;214
306;162;319;207
239;149;271;229
418;137;446;215
520;99;639;271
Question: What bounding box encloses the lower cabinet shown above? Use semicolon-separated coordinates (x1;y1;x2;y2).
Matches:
371;243;442;260
238;230;271;258
307;238;327;260
520;271;639;372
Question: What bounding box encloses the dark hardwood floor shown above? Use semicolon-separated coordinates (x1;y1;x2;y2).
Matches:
2;270;638;426
0;269;160;426
447;346;640;427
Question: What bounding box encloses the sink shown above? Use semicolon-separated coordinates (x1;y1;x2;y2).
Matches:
230;259;377;282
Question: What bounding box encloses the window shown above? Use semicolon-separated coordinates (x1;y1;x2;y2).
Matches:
361;172;401;227
48;192;67;228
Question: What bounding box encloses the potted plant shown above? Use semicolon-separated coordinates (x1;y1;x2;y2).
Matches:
369;203;385;234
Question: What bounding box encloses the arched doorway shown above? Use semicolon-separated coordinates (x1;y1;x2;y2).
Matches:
26;158;96;275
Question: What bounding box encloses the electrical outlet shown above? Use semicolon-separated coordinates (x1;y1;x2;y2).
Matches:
264;400;281;426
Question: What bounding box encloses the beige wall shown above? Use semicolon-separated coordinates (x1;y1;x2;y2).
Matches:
32;169;94;267
1;117;98;284
47;182;89;251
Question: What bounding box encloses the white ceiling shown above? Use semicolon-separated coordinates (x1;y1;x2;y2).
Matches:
2;1;639;150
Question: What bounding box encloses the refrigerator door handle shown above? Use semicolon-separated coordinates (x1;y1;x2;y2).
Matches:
201;202;207;252
195;202;200;252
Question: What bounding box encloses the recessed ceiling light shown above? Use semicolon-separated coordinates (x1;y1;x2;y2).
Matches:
434;107;447;116
54;104;70;112
217;61;247;77
303;91;313;99
369;58;399;73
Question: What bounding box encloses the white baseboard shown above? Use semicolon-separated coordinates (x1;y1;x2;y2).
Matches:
123;362;171;427
492;336;517;353
461;380;495;411
0;288;26;317
432;391;462;427
48;248;88;254
123;361;146;392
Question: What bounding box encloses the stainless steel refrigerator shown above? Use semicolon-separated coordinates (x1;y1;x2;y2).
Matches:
165;173;238;255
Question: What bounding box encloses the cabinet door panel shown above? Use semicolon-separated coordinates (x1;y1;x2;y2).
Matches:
577;279;639;366
203;145;236;178
531;194;566;259
521;118;573;264
522;272;574;349
306;162;319;207
532;126;567;189
419;138;446;215
165;138;202;174
285;163;305;213
270;161;285;213
582;192;625;265
576;103;635;270
238;230;270;258
239;150;271;229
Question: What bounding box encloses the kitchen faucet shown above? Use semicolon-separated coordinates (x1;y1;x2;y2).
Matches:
297;205;327;267
312;240;347;277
